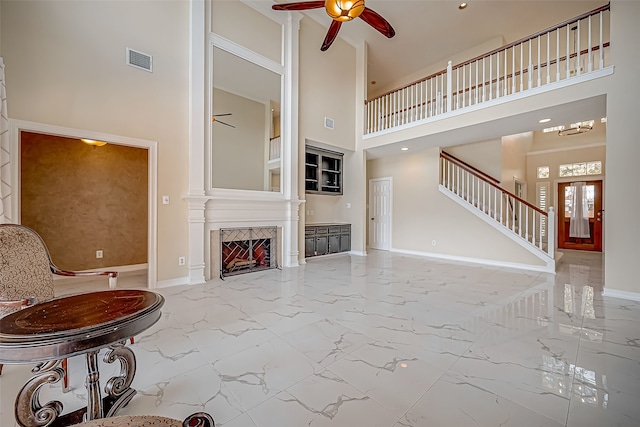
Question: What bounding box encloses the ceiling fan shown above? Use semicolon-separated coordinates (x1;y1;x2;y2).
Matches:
211;113;235;128
272;0;395;51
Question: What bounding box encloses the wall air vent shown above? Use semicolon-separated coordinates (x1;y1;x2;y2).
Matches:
324;116;335;130
126;48;153;72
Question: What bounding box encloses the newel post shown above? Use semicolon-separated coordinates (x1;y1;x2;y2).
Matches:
446;60;452;113
547;206;555;259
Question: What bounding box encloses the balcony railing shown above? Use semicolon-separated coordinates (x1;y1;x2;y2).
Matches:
365;4;611;135
268;136;281;161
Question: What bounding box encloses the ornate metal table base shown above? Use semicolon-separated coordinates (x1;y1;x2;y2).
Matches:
15;343;137;427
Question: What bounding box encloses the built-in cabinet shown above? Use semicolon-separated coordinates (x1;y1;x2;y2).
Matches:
305;147;343;195
305;224;350;258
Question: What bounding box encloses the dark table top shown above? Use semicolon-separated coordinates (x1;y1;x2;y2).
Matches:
0;290;164;363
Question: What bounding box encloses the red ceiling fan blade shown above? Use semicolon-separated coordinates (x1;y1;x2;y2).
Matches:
359;7;395;39
272;1;326;11
321;20;342;51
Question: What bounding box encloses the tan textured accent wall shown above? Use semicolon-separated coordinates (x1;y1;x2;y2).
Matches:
21;132;148;271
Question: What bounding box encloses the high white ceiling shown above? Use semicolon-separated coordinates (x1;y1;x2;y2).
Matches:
292;0;605;92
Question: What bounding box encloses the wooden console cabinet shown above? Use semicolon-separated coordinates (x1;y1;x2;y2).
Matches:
305;224;350;258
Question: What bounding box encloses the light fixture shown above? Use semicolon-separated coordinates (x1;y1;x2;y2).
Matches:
81;138;107;147
401;147;409;151
458;3;468;10
539;118;551;123
558;120;593;136
324;0;366;22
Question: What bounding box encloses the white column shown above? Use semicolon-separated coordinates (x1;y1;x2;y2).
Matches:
281;14;302;267
187;0;207;284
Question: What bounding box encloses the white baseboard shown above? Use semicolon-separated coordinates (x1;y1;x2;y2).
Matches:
390;247;554;273
155;276;190;289
348;250;367;256
304;252;350;261
602;288;640;302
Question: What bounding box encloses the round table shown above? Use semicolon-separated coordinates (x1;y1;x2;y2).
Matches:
0;290;164;427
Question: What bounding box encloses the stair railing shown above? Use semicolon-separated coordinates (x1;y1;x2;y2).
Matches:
440;151;554;258
365;4;610;134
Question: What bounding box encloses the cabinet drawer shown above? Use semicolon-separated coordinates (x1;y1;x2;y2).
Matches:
340;226;351;233
305;228;316;237
315;227;329;235
328;226;341;234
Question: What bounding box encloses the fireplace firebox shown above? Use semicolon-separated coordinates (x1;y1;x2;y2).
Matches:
220;227;277;278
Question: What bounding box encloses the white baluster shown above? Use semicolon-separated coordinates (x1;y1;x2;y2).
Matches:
520;43;524;92
566;24;570;79
599;11;604;69
528;39;533;89
547;207;555;258
577;22;581;76
556;28;560;82
512;45;516;94
546;32;551;84
587;17;593;72
446;61;452;113
537;35;541;87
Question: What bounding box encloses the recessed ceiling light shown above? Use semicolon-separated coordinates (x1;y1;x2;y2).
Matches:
458;3;468;10
539;118;551;123
401;147;409;151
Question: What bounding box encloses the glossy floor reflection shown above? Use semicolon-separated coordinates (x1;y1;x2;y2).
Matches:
1;250;638;426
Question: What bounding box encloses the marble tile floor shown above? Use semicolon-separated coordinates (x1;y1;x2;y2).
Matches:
1;250;639;426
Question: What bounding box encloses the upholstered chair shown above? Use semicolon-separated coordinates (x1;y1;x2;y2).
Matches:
0;223;119;389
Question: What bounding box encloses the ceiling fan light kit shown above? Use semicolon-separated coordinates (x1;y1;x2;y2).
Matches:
272;0;395;51
325;0;365;21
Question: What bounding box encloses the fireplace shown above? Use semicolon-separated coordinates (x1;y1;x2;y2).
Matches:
219;227;278;278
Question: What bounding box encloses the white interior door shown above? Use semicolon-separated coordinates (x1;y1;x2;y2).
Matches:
369;177;392;250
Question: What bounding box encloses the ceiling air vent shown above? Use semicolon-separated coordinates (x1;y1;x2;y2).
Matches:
126;48;153;72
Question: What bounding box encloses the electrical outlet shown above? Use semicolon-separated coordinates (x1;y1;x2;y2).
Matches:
178;256;186;266
162;195;170;205
96;250;104;259
431;240;437;247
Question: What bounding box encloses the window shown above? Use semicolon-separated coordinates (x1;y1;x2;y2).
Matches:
559;161;602;177
537;166;550;179
537;182;549;237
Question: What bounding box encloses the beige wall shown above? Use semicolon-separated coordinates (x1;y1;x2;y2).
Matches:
1;0;189;281
211;88;267;191
367;148;544;266
298;17;357;252
370;36;505;99
501;132;533;194
446;138;503;183
299;18;356;152
211;1;281;63
21;132;147;271
601;0;638;295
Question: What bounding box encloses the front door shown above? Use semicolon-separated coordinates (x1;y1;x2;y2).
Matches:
558;180;603;251
369;177;392;250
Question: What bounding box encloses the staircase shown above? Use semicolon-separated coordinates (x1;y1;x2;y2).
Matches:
439;151;556;272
